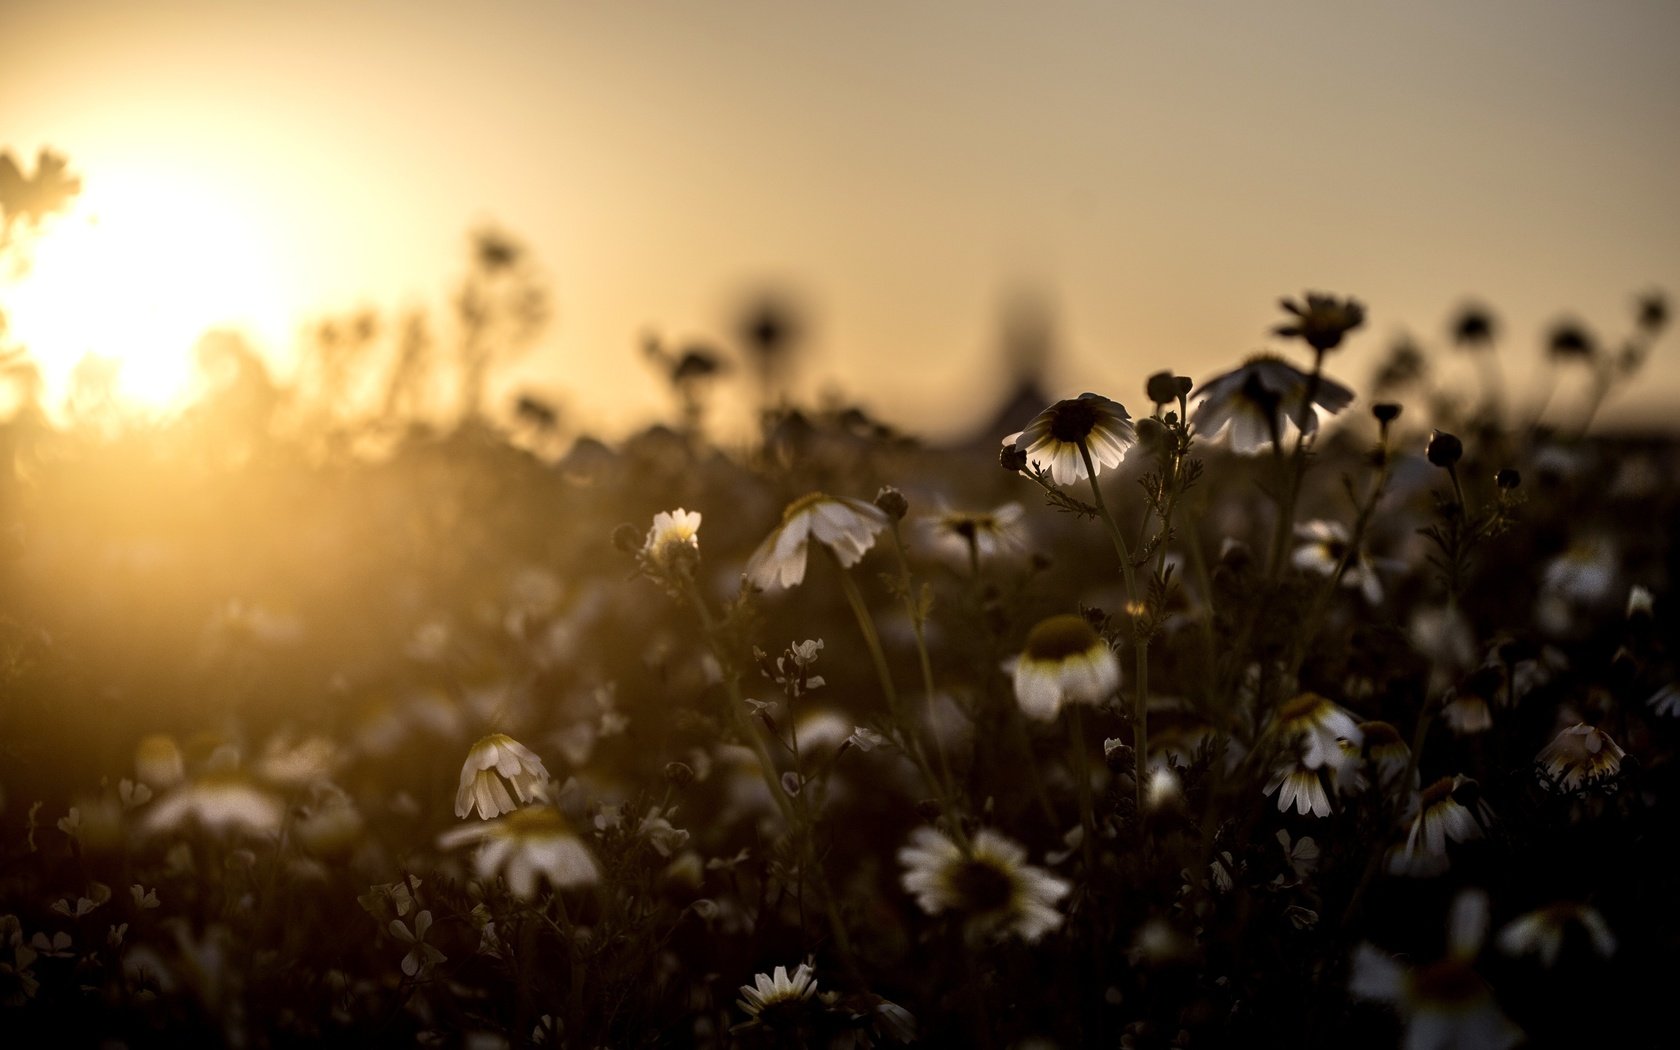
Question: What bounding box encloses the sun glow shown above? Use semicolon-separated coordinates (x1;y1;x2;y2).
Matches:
3;167;287;418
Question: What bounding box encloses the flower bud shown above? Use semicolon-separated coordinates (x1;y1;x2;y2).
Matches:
1146;371;1181;405
1495;468;1521;490
1426;430;1463;468
873;486;909;521
663;761;696;789
1371;402;1401;424
612;523;643;555
1000;443;1029;473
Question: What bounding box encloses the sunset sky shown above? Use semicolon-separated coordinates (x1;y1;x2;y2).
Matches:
3;0;1676;438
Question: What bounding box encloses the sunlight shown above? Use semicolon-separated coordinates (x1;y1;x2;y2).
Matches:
4;167;285;416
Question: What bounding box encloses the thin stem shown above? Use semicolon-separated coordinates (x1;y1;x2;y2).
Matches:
1077;439;1149;814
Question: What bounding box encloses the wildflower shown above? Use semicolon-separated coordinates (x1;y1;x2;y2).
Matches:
1358;721;1414;791
1263;759;1333;818
1541;539;1618;607
1425;429;1462;468
735;962;822;1035
744;492;889;590
1274;292;1366;353
1012;614;1121;721
134;734;186;789
390;909;446;977
1351;890;1522;1050
1191;356;1355;454
1496;902;1616;967
1440;688;1494;736
437;804;600;899
454;733;551;820
1546;320;1597;362
641;508;701;571
1388;776;1491;877
1002;392;1137;486
920;502;1029;564
1269;692;1362;771
1648;683;1680;718
1291;520;1382;603
898;826;1070;943
1536;723;1625;792
143;771;284;837
1451;303;1498;349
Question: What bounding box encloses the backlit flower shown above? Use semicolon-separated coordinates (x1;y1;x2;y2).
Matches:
1351;890;1521;1050
1536;723;1625;792
920;502;1029;564
1387;776;1491;877
1274;292;1366;353
1268;692;1361;771
642;508;701;570
1191;356;1355;454
143;771;284;838
735;962;821;1034
1002;392;1136;486
1291;520;1382;604
745;492;889;590
1496;902;1616;967
454;733;551;820
134;734;186;789
437;804;599;898
898;826;1070;943
1012;614;1121;721
1264;759;1333;818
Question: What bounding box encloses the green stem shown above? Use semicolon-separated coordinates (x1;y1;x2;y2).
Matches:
1077;439;1148;814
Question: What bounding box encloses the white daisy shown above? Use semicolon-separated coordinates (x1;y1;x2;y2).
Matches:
454;733;552;820
1191;356;1355;455
1535;723;1625;792
920;502;1030;565
1351;890;1521;1050
744;492;889;590
898;826;1070;943
1011;614;1121;721
735;962;821;1033
1647;683;1680;718
437;804;600;899
641;507;701;570
1387;776;1491;877
1496;902;1616;968
143;771;284;838
1269;692;1362;771
1002;392;1137;486
1291;519;1383;603
1264;760;1333;818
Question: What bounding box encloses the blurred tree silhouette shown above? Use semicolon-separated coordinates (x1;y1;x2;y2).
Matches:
0;147;82;264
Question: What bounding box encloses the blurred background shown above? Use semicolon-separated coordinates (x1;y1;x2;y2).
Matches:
3;0;1677;439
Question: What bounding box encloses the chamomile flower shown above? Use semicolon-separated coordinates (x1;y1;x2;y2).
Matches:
744;492;889;590
1359;721;1415;791
454;733;551;820
641;508;701;570
133;734;186;789
1351;890;1522;1050
1536;723;1625;792
1496;902;1616;967
898;826;1070;943
920;502;1029;564
143;771;284;838
1011;614;1121;721
437;804;599;899
1268;692;1362;771
1264;759;1334;818
1291;520;1383;603
1002;392;1137;486
1191;356;1355;454
1647;683;1680;718
1273;291;1366;353
1387;776;1491;877
735;962;821;1034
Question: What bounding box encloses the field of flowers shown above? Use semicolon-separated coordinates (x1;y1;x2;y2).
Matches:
0;288;1675;1047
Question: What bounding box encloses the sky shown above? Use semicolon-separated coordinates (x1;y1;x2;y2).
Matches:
2;0;1677;439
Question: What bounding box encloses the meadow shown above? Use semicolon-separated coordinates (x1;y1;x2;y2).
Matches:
1;255;1676;1047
